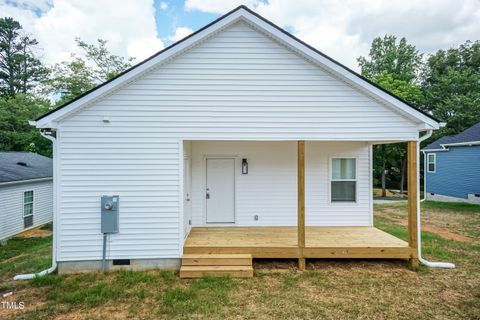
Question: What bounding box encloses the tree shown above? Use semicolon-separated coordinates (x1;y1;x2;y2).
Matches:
358;35;422;83
359;35;424;197
0;17;48;97
0;94;52;156
49;38;134;105
422;40;480;137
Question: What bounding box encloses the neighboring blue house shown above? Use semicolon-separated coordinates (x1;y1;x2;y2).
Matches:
422;122;480;204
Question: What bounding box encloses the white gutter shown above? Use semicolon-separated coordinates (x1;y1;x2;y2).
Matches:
0;177;52;187
14;129;58;280
416;130;455;269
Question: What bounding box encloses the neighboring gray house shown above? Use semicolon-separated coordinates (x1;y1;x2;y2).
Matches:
0;152;53;242
422;123;480;204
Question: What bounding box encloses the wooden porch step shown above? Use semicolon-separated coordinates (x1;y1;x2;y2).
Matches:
180;265;253;278
182;254;252;266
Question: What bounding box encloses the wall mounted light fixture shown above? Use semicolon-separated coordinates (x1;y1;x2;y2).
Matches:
242;158;248;174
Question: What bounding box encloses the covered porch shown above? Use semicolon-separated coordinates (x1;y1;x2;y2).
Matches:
181;140;420;270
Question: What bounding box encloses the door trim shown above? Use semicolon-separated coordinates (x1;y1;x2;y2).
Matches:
183;157;192;239
204;156;237;225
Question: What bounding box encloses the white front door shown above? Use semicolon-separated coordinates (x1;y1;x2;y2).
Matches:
183;158;192;237
206;158;235;223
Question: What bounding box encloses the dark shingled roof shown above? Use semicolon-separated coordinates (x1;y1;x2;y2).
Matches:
0;152;52;183
423;122;480;151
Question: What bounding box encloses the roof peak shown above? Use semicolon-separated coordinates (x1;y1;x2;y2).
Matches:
33;5;439;128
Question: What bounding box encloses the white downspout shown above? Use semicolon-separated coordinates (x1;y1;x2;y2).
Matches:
416;130;455;269
421;150;427;202
14;129;58;280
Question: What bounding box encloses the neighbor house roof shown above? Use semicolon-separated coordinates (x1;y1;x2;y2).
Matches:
0;152;53;183
423;122;480;151
32;5;440;130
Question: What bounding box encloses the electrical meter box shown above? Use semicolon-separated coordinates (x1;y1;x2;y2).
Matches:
101;195;119;233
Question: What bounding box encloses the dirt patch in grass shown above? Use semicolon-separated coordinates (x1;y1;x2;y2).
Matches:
376;211;473;243
16;227;52;238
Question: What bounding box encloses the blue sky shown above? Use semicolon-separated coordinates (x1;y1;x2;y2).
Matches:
154;0;218;46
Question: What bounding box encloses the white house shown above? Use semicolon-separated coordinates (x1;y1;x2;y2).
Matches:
0;152;53;242
31;6;441;276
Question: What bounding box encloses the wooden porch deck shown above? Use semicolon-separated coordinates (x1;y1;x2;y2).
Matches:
183;227;415;259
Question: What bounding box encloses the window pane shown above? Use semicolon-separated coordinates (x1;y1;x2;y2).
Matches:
428;154;435;163
332;158;356;179
24;191;33;203
24;203;33;216
331;181;356;202
428;163;435;172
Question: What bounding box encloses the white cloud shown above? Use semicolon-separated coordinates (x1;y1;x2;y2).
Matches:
159;1;168;10
0;0;164;65
185;0;480;70
169;27;193;42
185;0;261;14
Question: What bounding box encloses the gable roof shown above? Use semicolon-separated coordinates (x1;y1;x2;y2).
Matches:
423;122;480;151
0;152;53;184
33;5;440;130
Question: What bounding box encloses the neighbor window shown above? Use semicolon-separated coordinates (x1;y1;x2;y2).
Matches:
23;191;34;217
23;190;34;228
427;154;436;173
331;158;356;202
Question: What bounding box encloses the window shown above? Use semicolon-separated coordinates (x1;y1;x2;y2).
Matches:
23;191;34;217
427;153;436;173
23;190;34;229
331;158;356;202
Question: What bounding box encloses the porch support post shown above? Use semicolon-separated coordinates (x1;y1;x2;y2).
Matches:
297;141;306;270
407;141;419;267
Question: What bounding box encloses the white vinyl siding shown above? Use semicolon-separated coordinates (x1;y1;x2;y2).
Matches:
190;141;371;227
0;180;52;241
57;131;180;261
61;21;419;142
55;21;416;261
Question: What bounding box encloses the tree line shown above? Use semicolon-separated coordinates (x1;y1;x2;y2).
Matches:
0;17;133;157
358;35;480;195
1;17;479;193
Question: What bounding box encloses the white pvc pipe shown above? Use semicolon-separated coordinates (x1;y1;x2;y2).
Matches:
421;150;427;202
416;130;455;269
14;130;58;280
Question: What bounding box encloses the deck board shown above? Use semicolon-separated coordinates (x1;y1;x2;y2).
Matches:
184;227;413;259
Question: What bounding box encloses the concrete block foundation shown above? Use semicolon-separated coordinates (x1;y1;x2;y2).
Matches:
58;258;181;274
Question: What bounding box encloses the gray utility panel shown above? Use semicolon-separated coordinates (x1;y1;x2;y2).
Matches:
101;195;119;234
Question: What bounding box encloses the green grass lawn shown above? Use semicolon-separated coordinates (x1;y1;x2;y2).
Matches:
1;201;479;319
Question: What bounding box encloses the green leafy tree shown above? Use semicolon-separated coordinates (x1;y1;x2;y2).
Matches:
359;35;424;196
0;94;52;156
358;35;422;83
49;38;134;105
0;17;48;97
422;40;480;137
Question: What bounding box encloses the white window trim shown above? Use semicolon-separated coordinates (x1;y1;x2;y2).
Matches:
23;190;34;218
328;156;358;205
427;153;436;173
